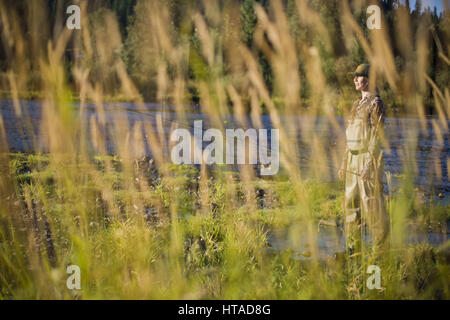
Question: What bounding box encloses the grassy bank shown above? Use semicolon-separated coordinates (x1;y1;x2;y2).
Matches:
0;152;448;299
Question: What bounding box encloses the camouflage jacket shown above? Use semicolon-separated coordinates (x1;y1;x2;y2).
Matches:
342;93;386;172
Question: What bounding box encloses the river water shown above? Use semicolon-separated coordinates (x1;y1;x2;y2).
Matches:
1;99;448;257
267;224;448;261
1;99;448;197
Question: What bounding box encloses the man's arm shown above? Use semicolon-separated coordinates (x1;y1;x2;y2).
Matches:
361;97;385;181
368;97;385;154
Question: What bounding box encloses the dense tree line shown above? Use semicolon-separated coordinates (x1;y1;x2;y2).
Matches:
0;0;448;115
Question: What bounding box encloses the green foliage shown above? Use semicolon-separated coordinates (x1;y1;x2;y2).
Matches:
241;0;257;47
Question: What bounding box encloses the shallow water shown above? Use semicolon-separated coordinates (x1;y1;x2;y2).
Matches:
268;223;449;261
1;99;448;199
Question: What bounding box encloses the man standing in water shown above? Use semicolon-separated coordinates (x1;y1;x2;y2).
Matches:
338;64;389;256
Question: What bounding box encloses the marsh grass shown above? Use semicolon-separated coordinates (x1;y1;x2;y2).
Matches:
0;0;448;299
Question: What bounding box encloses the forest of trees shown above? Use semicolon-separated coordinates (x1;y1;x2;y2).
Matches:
0;0;448;115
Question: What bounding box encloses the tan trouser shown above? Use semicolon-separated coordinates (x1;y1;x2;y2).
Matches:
344;151;389;254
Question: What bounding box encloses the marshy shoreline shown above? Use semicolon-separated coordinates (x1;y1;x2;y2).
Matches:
2;151;448;298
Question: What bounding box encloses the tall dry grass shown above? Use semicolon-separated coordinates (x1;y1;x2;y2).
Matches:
0;0;448;299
